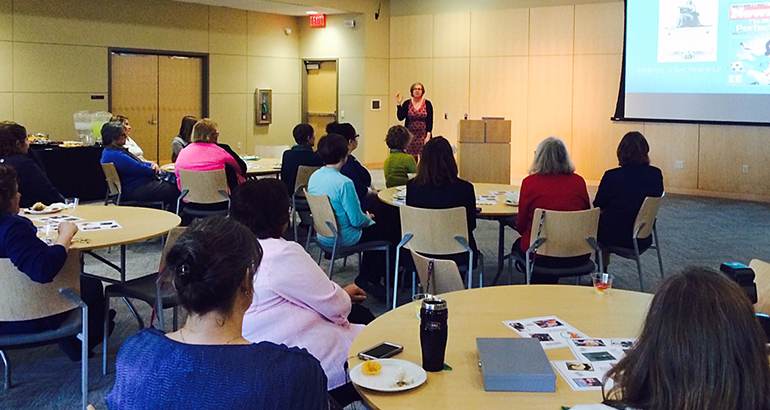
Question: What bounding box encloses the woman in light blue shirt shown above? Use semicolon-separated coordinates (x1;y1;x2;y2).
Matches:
308;133;391;300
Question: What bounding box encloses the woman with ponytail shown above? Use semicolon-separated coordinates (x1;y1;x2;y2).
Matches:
106;216;328;410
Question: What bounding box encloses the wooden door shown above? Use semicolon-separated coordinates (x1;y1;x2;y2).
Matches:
111;53;203;163
159;56;202;164
305;61;337;135
111;54;159;159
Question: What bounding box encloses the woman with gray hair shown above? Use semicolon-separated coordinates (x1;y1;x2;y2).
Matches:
513;136;590;283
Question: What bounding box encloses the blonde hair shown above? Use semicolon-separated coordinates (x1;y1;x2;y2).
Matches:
191;119;218;143
528;136;575;175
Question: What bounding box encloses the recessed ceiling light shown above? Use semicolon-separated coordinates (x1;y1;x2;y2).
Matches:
306;11;318;15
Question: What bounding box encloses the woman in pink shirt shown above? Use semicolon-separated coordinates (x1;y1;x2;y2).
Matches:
174;118;246;192
229;179;371;408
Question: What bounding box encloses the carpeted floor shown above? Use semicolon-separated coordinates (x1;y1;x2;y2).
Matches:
3;169;770;409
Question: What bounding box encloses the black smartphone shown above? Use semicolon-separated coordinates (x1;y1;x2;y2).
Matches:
357;342;404;360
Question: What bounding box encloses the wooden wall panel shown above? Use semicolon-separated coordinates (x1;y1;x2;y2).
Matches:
469;56;528;174
210;93;249;151
248;12;299;58
644;123;699;190
365;58;390;96
389;58;434;118
0;0;10;41
470;9;529;57
433;12;471;58
159;56;202;164
339;58;365;96
530;5;574;56
572;54;631;180
390;15;434;58
247;57;300;94
248;93;300;148
363;102;391;166
699;125;770;195
574;2;624;55
432;58;470;147
209;6;248;56
14;93;107;139
0;41;11;92
210;55;248;94
14;43;106;93
528;56;573;167
0;93;11;119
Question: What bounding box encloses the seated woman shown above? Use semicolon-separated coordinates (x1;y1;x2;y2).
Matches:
230;179;372;408
171;115;197;163
329;122;378;211
110;115;150;163
174;118;246;192
0;165;108;359
594;131;664;253
513;136;591;284
308;134;391;299
572;267;770;410
100;122;180;210
106;216;328;410
0;121;64;208
406;136;478;268
383;125;416;188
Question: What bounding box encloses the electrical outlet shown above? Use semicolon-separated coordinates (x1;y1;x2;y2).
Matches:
237;142;242;149
675;160;684;169
743;164;750;174
340;110;345;118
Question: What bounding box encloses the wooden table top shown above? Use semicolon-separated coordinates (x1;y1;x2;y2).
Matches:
349;285;652;410
161;157;281;176
26;205;181;250
378;182;519;217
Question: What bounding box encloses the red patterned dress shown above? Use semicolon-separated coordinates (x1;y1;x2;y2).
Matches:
404;101;428;158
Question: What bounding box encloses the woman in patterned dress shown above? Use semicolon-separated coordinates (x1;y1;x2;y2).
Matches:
396;82;433;160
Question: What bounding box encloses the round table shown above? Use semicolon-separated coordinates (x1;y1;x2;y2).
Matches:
349;285;652;410
161;157;281;177
378;183;520;284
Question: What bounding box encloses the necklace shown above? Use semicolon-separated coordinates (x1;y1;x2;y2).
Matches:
179;328;243;345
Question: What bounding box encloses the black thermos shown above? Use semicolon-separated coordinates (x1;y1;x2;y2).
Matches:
420;296;448;372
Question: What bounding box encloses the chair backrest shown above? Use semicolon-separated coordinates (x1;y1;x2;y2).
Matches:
400;206;469;255
0;251;81;321
178;168;229;204
101;162;122;196
633;195;663;239
159;227;187;269
294;166;321;197
411;250;465;295
751;259;770;315
304;191;338;239
531;208;600;258
255;144;290;159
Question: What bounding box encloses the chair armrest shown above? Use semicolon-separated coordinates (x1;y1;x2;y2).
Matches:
325;221;339;238
293;184;307;198
217;190;229;202
396;233;413;250
525;237;546;256
454;236;473;253
585;237;603;272
60;288;87;309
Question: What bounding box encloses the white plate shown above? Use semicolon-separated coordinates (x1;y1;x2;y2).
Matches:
350;359;427;392
503;199;518;206
248;165;262;169
25;203;66;215
396;186;406;192
392;194;406;200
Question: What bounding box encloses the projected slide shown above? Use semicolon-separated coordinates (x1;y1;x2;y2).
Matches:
623;0;770;123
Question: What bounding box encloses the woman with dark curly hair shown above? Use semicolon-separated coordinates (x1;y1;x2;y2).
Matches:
107;216;328;410
0;121;64;208
571;266;770;410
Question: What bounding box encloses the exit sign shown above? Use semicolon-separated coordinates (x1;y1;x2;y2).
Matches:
309;14;326;28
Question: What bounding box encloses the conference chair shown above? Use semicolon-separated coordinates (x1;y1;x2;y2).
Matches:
393;206;483;309
304;191;392;304
600;196;664;292
102;227;185;375
176;168;230;218
410;250;465;295
101;162;164;209
292;165;321;246
0;253;89;410
510;208;603;285
750;259;770;315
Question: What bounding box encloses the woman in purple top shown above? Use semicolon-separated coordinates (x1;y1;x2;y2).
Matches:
106;216;328;410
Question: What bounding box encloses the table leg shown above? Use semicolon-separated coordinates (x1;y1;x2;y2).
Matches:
120;245;126;283
492;220;506;286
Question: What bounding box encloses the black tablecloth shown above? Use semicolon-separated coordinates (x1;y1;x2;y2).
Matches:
30;145;107;201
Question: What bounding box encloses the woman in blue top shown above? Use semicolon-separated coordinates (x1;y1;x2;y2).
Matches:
0;165;109;359
100;122;179;210
308;134;392;300
106;216;329;410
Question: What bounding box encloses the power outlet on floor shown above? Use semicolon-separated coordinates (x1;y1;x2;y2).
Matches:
743;164;750;174
675;160;684;169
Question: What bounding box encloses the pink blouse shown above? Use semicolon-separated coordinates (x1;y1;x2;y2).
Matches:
173;142;245;191
241;237;364;390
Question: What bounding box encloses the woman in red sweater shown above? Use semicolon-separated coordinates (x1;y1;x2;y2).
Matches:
513;136;590;284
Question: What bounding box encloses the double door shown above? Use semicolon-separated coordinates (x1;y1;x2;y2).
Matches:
110;51;205;163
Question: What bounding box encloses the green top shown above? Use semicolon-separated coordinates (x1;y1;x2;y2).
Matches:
383;149;417;188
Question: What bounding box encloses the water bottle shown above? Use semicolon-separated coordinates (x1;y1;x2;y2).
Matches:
420;296;448;372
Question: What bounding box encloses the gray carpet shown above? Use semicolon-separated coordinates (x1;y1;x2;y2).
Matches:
2;184;770;408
